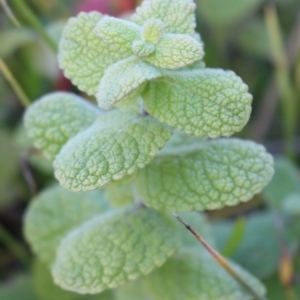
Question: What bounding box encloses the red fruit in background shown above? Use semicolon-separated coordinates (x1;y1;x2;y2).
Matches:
75;0;136;16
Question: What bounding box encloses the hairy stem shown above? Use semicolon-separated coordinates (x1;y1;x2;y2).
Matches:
264;4;297;158
10;0;57;52
173;214;267;300
0;58;31;108
0;223;30;266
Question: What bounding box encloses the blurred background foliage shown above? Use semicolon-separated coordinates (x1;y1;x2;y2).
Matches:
0;0;300;299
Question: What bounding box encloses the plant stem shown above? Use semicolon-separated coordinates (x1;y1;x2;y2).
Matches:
173;214;267;300
0;223;30;266
0;0;20;26
264;4;297;159
10;0;57;52
0;58;31;108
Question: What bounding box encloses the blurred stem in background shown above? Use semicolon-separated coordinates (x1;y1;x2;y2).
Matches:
0;223;30;267
0;58;30;108
0;0;20;26
10;0;57;52
265;4;298;159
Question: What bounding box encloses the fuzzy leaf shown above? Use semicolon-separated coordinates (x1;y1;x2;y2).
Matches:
24;185;110;264
262;157;300;209
54;110;173;191
94;16;140;55
117;249;266;300
24;92;100;160
141;18;164;43
144;34;204;69
52;206;179;294
97;57;161;109
143;69;252;137
58;12;127;96
132;0;197;35
33;261;116;300
136;139;274;212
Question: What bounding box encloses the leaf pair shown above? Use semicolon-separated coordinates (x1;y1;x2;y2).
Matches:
59;6;203;110
25;92;274;212
24;185;180;294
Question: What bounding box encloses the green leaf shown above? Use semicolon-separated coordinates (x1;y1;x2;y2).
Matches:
33;261;116;300
24;185;110;264
58;12;127;96
136;139;274;212
282;193;300;216
33;261;77;300
117;249;266;300
132;0;197;35
222;218;246;257
94;16;140;55
54;110;172;191
144;34;204;69
213;211;300;278
143;69;252;137
197;0;262;27
24;92;100;160
262;157;300;209
97;57;161;109
132;40;156;57
52;206;180;294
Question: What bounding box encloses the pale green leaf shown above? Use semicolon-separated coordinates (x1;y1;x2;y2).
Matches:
143;69;252;137
94;16;140;55
97;57;161;109
132;40;156;57
54;110;173;191
24;92;100;160
136;139;274;212
213;211;300;278
132;0;197;35
33;261;116;300
24;185;110;264
144;34;204;69
52;206;180;294
117;249;266;300
262;157;300;209
141;18;164;43
58;12;127;96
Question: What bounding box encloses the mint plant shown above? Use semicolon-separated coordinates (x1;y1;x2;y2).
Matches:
23;0;275;298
